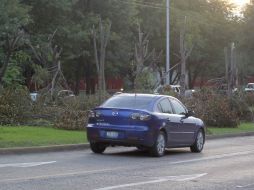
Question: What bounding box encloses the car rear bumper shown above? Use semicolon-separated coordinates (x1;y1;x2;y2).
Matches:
86;124;155;147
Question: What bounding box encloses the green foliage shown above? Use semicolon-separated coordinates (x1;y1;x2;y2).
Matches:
0;0;254;130
54;110;87;130
245;93;254;107
2;51;32;87
135;68;158;92
207;123;254;135
31;64;49;90
0;0;31;35
239;1;254;77
184;89;240;128
0;126;87;148
2;62;24;86
53;94;107;130
0;87;31;125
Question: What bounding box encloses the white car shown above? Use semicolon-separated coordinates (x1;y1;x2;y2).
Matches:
154;85;181;95
30;92;39;102
245;83;254;93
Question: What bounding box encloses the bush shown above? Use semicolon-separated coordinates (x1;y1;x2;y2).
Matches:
0;87;31;125
0;86;112;130
53;93;109;130
245;93;254;107
230;93;253;122
54;110;87;130
183;89;239;128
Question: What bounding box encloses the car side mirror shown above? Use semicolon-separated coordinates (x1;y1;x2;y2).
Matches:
186;110;195;117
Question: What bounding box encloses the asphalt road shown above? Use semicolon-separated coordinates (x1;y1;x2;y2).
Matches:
0;136;254;190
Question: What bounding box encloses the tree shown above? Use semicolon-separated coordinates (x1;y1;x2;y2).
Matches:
170;0;238;88
179;16;194;96
0;0;30;85
92;19;111;102
238;0;254;80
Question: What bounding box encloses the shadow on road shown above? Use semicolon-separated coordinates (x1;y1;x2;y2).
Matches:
100;148;190;158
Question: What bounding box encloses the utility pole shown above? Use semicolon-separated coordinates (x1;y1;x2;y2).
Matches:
227;42;235;97
224;47;229;84
166;0;170;85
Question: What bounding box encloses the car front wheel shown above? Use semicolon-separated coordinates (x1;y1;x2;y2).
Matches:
150;131;166;157
90;142;107;154
191;130;205;153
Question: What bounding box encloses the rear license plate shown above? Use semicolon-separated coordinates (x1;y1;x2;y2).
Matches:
106;131;119;139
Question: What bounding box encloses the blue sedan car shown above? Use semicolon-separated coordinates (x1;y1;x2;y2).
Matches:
87;93;205;157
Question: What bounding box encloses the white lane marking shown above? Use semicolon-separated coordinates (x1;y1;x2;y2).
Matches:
0;161;56;168
94;173;207;190
170;150;254;165
236;183;254;188
0;167;124;184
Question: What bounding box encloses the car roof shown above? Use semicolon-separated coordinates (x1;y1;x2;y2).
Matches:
115;93;175;101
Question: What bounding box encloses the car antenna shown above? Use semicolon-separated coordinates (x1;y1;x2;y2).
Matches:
134;86;137;109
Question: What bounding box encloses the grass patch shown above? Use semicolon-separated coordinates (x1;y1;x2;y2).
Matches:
0;126;87;148
1;123;254;148
207;123;254;135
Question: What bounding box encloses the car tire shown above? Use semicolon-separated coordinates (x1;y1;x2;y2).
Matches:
90;142;107;154
150;131;166;157
190;130;205;153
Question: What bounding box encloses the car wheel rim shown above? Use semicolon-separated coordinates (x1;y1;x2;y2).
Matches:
157;134;165;155
197;132;204;151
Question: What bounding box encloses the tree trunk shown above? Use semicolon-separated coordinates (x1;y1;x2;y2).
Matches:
92;19;111;103
0;53;11;84
180;27;186;97
51;61;61;100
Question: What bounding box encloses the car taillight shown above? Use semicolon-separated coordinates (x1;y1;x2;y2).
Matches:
95;111;101;118
131;113;151;121
88;111;101;118
88;111;95;118
139;114;151;121
131;113;140;120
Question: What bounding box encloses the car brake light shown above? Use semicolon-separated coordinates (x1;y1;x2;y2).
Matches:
88;111;101;118
131;113;140;120
95;111;101;118
131;113;151;121
139;114;151;121
88;111;96;118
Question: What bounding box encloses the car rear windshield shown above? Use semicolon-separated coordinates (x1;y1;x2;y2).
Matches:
102;95;154;110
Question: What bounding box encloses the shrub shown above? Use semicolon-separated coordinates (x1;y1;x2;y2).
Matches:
0;87;31;125
183;89;239;128
53;93;109;130
245;93;254;107
230;93;253;122
54;109;87;130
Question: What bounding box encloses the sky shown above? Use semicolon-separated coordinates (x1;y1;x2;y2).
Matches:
229;0;250;11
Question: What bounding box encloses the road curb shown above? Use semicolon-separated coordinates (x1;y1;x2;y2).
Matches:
206;132;254;140
0;143;90;155
1;132;254;155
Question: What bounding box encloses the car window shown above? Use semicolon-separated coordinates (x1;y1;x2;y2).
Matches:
170;99;186;115
157;98;173;114
102;95;153;110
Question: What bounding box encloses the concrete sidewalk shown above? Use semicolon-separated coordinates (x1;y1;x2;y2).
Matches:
1;132;254;155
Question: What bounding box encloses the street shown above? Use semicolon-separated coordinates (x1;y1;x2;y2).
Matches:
0;136;254;190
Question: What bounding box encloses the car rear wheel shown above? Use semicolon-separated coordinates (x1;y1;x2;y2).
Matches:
190;130;205;153
150;131;166;157
90;142;107;154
